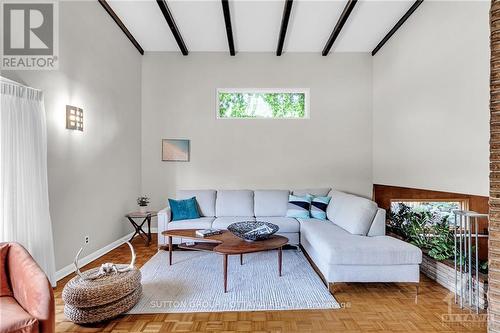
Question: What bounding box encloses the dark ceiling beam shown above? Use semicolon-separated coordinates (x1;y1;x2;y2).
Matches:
98;0;144;55
221;0;235;56
156;0;189;55
322;0;357;56
276;0;294;56
371;0;423;56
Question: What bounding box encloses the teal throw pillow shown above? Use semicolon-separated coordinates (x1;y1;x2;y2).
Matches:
169;197;200;221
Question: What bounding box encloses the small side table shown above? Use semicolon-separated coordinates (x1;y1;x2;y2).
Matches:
125;211;157;246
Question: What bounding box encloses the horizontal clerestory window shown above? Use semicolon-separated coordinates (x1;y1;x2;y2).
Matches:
217;89;309;119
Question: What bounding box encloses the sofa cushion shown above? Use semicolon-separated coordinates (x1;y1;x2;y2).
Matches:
216;190;254;217
299;219;422;265
326;190;378;235
257;217;300;233
177;190;216;217
292;188;331;197
0;297;39;333
168;197;201;221
168;217;215;230
0;243;12;296
212;217;256;230
5;243;54;333
310;196;331;220
286;194;311;218
254;190;289;217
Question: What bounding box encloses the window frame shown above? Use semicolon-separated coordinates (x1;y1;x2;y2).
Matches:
216;88;310;120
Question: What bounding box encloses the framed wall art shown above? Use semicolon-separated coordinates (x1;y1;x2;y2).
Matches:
162;139;190;162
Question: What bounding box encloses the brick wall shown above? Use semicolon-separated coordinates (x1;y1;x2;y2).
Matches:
491;1;500;331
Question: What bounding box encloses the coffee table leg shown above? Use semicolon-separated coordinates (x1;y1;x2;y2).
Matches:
278;246;282;277
224;254;227;293
223;254;228;293
168;236;173;265
240;253;243;265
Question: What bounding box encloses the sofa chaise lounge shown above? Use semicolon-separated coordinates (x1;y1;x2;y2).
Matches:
158;188;422;290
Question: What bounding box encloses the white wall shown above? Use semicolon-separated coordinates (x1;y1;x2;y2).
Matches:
141;53;373;211
373;1;490;196
2;1;142;270
1;0;489;270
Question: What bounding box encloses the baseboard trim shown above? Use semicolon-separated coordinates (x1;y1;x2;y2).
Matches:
55;228;158;282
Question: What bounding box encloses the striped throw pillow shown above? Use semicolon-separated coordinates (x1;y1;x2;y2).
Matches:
310;196;331;220
286;194;312;218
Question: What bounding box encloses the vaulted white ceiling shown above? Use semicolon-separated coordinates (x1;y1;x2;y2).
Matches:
107;0;416;53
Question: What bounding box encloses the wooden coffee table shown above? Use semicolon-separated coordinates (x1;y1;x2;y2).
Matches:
162;229;288;292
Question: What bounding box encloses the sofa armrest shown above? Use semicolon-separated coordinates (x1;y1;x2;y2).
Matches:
368;208;386;236
8;243;55;333
158;207;171;247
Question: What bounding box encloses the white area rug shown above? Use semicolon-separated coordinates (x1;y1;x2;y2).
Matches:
127;249;339;313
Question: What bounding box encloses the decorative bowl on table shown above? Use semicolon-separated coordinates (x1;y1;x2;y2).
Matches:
227;221;279;241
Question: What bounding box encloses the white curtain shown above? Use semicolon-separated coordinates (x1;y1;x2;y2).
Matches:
0;77;56;286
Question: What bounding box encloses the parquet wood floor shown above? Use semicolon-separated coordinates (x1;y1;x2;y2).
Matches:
54;234;487;332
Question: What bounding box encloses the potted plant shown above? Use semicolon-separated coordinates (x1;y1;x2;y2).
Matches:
137;196;150;213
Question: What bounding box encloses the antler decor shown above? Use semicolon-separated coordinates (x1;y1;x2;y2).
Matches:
73;247;86;279
73;242;136;280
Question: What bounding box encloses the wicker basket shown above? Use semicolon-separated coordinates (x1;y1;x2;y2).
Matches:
64;286;142;324
62;266;142;323
63;266;141;308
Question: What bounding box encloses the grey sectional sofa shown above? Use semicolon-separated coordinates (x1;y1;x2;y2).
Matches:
158;188;422;289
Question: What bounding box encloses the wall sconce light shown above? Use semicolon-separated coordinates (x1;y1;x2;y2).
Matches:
66;105;83;131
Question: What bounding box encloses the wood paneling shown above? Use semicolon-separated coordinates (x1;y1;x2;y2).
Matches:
373;184;489;260
373;184;489;215
54;234;486;333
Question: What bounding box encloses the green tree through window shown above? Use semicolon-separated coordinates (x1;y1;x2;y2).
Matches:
218;90;307;119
